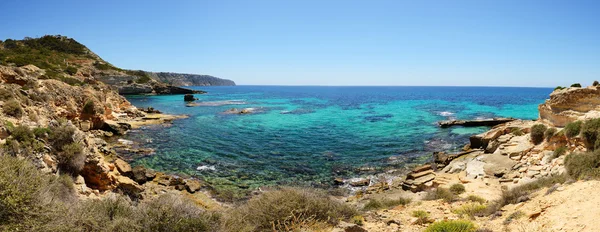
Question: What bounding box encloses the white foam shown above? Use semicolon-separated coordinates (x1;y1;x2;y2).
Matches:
439;111;454;117
196;165;216;171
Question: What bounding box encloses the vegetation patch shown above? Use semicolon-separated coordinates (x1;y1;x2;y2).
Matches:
564;121;582;138
425;187;457;203
465;195;486;204
362;197;411;211
424;220;476;232
3;99;23;118
449;183;466;195
411;210;431;225
452;203;487;219
544;127;557;141
503;211;525;225
530;124;547;145
582;118;600;150
565;151;600;179
551;146;567;159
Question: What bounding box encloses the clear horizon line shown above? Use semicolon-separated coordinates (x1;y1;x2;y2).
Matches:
226;84;556;88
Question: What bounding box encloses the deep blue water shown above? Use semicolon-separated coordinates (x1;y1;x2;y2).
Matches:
122;86;551;192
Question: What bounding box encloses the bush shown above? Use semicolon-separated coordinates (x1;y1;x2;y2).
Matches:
425;188;457;203
57;142;85;175
565;151;600;179
510;127;524;136
582;118;600;150
11;125;34;142
0;155;46;225
48;121;76;151
136;194;221;232
552;146;568;159
571;83;582;88
82;99;100;115
503;211;525;225
363;197;411;211
554;86;565;91
3;99;23;118
411;210;431;225
424;220;476;232
64;66;77;75
564;121;582;138
531;124;547;144
465;195;486;204
452;203;487;219
222;188;356;232
544;128;557;141
449;183;466;195
594;80;599;86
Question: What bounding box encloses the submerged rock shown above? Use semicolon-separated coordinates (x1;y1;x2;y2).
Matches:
184;94;196;101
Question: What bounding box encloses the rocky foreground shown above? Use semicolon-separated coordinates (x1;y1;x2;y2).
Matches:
338;84;600;232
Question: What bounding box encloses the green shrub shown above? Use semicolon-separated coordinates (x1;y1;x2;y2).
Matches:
411;210;431;225
10;125;34;142
48;121;76;151
531;124;547;144
582;118;600;150
57;143;85;175
565;151;600;179
510;127;524;136
452;203;486;219
363;197;411;211
503;211;525;225
425;188;457;203
571;83;582;88
33;127;51;138
82;99;100;115
544;128;557;141
64;66;77;75
0;155;45;225
424;220;476;232
552;146;568;159
449;183;466;195
3;99;23;118
564;121;582;138
554;86;565;91
594;80;599;86
465;195;486;204
222;187;356;232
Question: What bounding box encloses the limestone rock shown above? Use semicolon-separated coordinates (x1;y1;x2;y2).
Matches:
114;159;132;174
539;86;600;127
185;179;202;193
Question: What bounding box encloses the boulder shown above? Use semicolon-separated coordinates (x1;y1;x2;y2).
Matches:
100;121;131;135
184;94;196;101
114;159;132;174
539;86;600;127
350;179;370;187
116;175;144;198
131;166;150;184
185;179;202;193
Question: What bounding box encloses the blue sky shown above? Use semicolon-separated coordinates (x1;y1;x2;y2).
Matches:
1;0;599;86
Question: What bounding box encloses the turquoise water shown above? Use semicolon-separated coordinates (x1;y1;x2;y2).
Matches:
122;86;551;191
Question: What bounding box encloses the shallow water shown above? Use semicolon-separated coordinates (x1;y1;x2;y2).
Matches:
123;86;551;191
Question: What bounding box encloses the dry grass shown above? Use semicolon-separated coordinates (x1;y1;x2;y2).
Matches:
362;197;411;211
452;203;487;219
425;187;457;203
424;220;476;232
221;187;357;232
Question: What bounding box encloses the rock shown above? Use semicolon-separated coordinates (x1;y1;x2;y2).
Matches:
335;222;368;232
333;177;344;185
101;121;131;135
350;179;370;187
116;175;144;198
465;159;486;179
114;159;132;174
185;179;202;193
131;166;151;184
184;94;196;101
539;86;600;127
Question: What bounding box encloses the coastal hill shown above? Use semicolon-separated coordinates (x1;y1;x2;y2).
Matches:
146;72;235;87
0;35;234;94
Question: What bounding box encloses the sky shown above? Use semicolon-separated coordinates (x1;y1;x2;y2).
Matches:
0;0;599;87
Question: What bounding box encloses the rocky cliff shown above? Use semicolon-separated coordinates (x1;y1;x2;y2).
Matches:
539;86;600;127
146;72;235;86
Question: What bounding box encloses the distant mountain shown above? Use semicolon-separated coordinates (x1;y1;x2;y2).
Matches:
146;72;235;86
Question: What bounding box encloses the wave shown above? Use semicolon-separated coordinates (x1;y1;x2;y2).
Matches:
438;111;455;117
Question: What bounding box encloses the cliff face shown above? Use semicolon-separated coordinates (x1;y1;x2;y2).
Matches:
538;86;600;127
146;72;235;86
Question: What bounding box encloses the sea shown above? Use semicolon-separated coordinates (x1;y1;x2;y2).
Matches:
122;86;552;193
